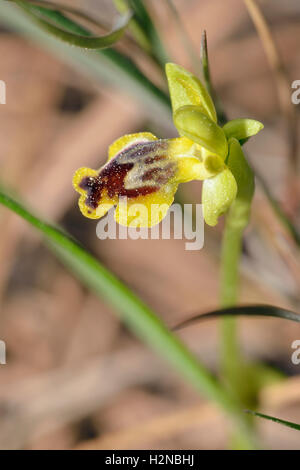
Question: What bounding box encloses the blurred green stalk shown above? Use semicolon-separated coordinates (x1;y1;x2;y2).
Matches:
113;0;169;67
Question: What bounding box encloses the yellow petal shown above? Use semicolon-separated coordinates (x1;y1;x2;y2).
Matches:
202;167;237;226
73;167;98;195
73;167;100;219
202;148;225;175
73;138;176;221
115;184;177;227
108;132;158;160
168;137;224;181
73;167;117;219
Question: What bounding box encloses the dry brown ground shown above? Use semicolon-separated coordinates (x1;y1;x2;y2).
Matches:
0;0;299;449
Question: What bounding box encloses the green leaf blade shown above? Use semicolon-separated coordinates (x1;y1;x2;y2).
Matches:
15;0;132;49
174;304;300;331
245;410;300;432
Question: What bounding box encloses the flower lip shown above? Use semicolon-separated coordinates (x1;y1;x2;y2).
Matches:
75;139;177;212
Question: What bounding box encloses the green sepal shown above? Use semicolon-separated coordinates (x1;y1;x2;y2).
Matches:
174;105;228;159
226;138;255;228
202;167;237;226
223;119;264;143
165;62;217;122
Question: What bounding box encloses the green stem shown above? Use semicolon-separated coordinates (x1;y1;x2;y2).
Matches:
199;32;257;446
201;31;252;415
220;212;244;391
219;136;256;446
219;200;256;450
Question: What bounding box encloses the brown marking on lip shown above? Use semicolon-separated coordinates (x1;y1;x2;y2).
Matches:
79;140;175;210
144;155;165;164
142;163;175;185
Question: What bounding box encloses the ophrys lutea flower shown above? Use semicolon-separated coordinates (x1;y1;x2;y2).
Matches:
73;63;263;227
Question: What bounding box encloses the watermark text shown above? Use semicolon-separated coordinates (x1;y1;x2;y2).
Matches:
96;201;204;251
0;340;6;365
291;340;300;365
0;80;6;104
291;80;300;105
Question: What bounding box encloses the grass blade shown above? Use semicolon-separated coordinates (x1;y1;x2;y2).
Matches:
13;0;132;49
8;0;117;28
173;304;300;331
245;410;300;431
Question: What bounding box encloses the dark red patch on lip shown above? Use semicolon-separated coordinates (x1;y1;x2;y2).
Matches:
79;160;158;210
79;140;175;210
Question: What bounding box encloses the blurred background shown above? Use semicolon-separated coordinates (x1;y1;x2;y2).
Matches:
0;0;300;449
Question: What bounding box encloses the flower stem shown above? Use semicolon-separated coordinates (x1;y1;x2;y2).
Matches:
220;211;244;392
201;32;257;447
219;207;256;450
201;31;253;402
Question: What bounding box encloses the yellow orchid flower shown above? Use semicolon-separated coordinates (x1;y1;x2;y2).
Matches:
73;132;220;227
73;63;263;227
